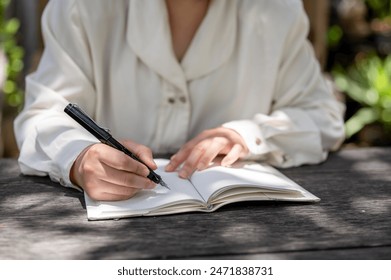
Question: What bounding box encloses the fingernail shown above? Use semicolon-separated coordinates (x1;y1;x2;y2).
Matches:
178;170;188;179
197;163;206;171
165;163;173;172
221;159;232;167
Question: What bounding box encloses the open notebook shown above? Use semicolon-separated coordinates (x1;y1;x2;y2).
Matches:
85;159;319;220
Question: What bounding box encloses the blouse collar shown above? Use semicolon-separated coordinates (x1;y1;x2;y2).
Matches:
126;0;237;89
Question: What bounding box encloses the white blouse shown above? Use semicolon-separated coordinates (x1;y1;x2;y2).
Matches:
14;0;345;188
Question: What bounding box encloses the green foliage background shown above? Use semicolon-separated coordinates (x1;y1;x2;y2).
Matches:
329;0;391;142
334;54;391;138
0;0;24;107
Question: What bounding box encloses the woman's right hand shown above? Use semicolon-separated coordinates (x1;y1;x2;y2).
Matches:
70;140;157;201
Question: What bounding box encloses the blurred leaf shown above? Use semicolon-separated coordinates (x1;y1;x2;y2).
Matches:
345;107;379;138
365;0;391;19
327;25;343;47
4;18;20;34
3;79;15;94
333;53;391;138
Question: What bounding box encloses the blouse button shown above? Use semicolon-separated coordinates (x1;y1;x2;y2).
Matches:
255;138;262;145
179;96;187;103
168;97;176;104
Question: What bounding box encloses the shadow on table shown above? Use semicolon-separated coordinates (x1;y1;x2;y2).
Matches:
0;149;390;259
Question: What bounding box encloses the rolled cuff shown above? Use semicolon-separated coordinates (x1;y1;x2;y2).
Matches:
222;120;271;160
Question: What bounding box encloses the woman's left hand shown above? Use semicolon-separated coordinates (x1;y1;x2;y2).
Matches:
165;127;249;178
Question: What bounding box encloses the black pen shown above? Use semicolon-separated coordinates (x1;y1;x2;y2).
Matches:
64;103;169;189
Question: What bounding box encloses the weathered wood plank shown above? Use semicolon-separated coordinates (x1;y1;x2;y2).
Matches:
0;148;390;259
187;246;391;260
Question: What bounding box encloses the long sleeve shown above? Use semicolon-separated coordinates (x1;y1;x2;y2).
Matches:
14;0;346;187
14;0;98;188
223;2;345;168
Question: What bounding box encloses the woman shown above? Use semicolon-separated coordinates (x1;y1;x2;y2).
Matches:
14;0;345;201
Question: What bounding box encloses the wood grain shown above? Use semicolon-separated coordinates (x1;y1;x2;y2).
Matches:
0;148;390;259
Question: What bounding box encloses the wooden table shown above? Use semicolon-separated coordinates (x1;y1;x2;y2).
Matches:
0;147;390;260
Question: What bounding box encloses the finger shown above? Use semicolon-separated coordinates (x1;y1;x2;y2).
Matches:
196;137;228;170
165;127;246;172
121;140;157;170
100;162;156;189
178;137;229;178
80;159;155;193
177;144;206;178
87;179;142;201
79;144;154;187
165;129;218;172
89;144;151;178
221;144;244;167
98;193;136;201
165;147;191;172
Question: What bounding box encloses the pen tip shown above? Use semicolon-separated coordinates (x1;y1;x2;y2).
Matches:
160;180;170;190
